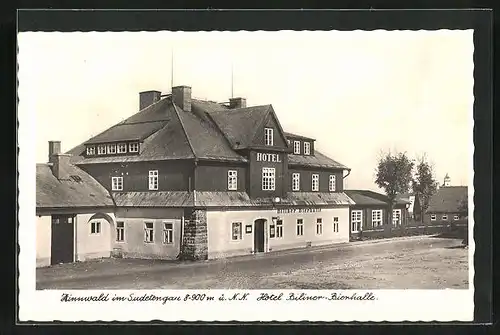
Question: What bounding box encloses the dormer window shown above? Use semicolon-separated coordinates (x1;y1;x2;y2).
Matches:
97;144;106;155
304;142;311;155
293;141;301;154
86;146;95;156
107;144;117;154
129;142;139;153
264;128;274;146
117;143;127;153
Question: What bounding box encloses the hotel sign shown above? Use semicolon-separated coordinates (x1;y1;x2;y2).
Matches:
256;152;282;163
277;208;322;214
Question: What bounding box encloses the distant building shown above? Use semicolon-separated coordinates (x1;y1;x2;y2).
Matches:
344;190;410;238
425;180;468;225
397;193;422;221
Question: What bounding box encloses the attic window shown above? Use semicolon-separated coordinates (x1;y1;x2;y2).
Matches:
117;143;127;153
107;144;117;154
97;144;106;155
304;142;311;155
129;142;139;153
264;128;274;146
86;146;95;155
70;175;83;183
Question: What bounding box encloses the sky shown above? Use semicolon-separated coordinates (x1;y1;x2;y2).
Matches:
18;30;474;192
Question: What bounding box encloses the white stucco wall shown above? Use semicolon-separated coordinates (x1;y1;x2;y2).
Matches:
206;207;350;259
36;215;51;267
75;212;115;262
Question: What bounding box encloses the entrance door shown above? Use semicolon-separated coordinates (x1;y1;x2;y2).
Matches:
254;219;265;253
51;215;75;265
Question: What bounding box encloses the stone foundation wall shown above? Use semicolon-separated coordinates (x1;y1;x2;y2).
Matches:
181;209;208;260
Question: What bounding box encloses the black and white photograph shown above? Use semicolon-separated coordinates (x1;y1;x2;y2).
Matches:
17;12;481;322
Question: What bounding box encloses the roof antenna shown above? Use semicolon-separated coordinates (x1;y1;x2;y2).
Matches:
171;49;174;91
231;61;234;99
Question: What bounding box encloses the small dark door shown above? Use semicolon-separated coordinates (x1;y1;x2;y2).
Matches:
254;219;265;253
51;215;75;265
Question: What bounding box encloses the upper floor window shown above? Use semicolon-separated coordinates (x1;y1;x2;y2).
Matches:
292;173;300;191
329;175;336;192
311;174;319;192
117;143;127;153
262;167;276;191
304;142;311;155
228;170;238;190
264;128;274;146
86;146;95;155
148;170;158;190
111;176;123;191
129;142;139;153
293;141;301;154
107;144;117;154
97;144;106;155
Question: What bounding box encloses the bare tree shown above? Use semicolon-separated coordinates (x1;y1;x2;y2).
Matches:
375;151;414;237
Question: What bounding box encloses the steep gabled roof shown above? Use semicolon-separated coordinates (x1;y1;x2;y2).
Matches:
36;163;114;209
345;189;410;206
207;105;272;149
427;186;467;213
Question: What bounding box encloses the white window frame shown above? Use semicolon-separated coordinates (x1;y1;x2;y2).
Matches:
111;176;123;191
97;144;106;155
116;221;125;242
90;221;101;234
231;222;242;241
292;173;300;191
311;174;319;192
276;219;283;238
453;215;460;221
262;167;276;191
117;143;127;153
228;170;238;191
293;140;301;154
144;222;154;243
442;215;448;221
316;218;323;235
163;222;173;244
107;144;117;154
86;146;95;155
430;214;436;221
129;142;139;153
372;209;383;227
351;210;362;233
148;170;159;190
304;142;311;155
329;175;336;192
392;209;402;227
333;217;339;233
296;218;304;236
264;127;274;146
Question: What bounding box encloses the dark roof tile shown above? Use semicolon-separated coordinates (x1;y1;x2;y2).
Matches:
288;150;348;170
427;186;467;213
345;190;410;206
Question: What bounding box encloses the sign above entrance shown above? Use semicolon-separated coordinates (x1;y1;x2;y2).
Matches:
256;152;282;163
277;208;322;214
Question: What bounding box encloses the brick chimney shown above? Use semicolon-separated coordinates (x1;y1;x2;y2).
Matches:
172;85;192;112
48;141;71;180
229;97;246;109
139;90;161;110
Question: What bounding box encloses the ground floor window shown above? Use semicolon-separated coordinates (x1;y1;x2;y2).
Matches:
296;219;304;236
316;218;323;235
116;221;124;242
430;214;436;221
163;222;173;244
232;222;242;240
90;221;101;234
372;210;383;227
454;215;459;221
276;219;283;238
351;210;362;232
333;217;339;232
144;222;154;243
442;215;448;221
392;209;402;227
